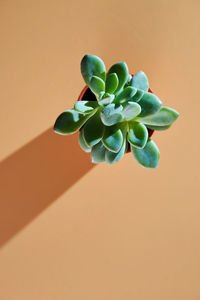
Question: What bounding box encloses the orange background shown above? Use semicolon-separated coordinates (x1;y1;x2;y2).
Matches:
0;0;200;299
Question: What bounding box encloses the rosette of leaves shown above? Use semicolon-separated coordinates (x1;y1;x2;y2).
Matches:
54;54;179;168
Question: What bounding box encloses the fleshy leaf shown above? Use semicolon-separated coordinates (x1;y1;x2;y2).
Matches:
131;139;160;168
91;141;106;163
126;74;132;84
79;129;91;152
114;86;137;104
137;107;179;126
82;110;104;146
89;75;105;96
102;123;126;153
130;89;144;102
81;54;106;85
146;124;171;131
74;101;98;114
105;140;127;165
98;93;115;106
105;73;119;94
130;71;149;92
101;104;123;126
128;121;148;148
137;92;162;117
99;91;105;99
54;109;91;135
122;102;141;121
107;62;129;93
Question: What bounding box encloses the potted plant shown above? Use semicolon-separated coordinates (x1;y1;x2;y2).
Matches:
54;54;179;168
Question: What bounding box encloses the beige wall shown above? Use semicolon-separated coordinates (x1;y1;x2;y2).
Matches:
0;0;200;299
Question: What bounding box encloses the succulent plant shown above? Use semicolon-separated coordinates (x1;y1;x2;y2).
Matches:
54;54;179;168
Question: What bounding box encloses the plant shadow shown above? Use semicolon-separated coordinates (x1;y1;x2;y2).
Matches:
0;128;94;248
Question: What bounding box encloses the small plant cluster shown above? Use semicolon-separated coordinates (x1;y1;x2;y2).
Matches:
54;54;179;168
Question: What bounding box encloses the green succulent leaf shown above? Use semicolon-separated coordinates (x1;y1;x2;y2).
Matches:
79;129;91;152
107;62;129;93
137;107;179;126
102;124;126;153
137;92;162;117
91;141;106;163
54;109;91;135
126;74;132;84
130;71;149;92
105;140;127;165
89;75;105;96
98;93;115;106
81;54;106;85
146;124;171;131
128;121;148;149
114;86;137;104
122;102;141;121
105;73;119;94
74;100;98;114
82;110;104;146
101;103;124;126
131;139;160;168
130;89;144;102
99;91;105;99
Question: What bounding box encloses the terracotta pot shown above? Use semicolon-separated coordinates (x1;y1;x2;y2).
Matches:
77;77;154;153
